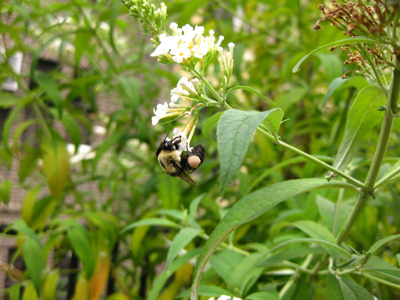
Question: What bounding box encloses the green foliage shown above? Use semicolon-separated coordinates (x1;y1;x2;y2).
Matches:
1;0;400;300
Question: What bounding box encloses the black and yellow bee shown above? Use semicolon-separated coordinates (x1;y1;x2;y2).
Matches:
156;135;205;185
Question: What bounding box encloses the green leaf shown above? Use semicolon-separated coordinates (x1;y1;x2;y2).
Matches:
246;291;280;300
67;225;96;279
0;91;21;108
268;238;351;259
106;294;130;300
23;239;43;295
202;111;223;141
226;85;274;104
41;271;59;300
22;282;38;300
227;252;265;293
210;249;244;283
21;188;40;225
327;274;343;300
0;180;12;204
217;108;283;196
149;248;202;300
120;218;180;235
190;178;358;299
338;276;373;300
178;285;234;298
293;220;342;260
34;71;63;118
30;196;57;230
92;130;124;168
317;53;343;82
363;256;400;285
368;234;400;255
293;36;382;72
109;0;121;54
321;77;368;108
74;30;92;67
61;112;82;150
332;85;385;172
3;105;23;149
19;149;41;183
166;227;200;267
42;139;70;199
10;219;40;244
118;76;140;110
9;283;21;300
13;119;40;144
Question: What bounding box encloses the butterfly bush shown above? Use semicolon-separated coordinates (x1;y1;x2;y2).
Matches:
146;19;235;146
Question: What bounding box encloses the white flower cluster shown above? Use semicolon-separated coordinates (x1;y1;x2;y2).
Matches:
152;76;200;126
151;22;225;64
209;296;242;300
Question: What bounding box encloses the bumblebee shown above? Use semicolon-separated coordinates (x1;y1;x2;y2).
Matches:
156;135;205;185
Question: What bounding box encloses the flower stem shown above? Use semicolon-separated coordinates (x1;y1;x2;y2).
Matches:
337;66;400;245
256;127;364;188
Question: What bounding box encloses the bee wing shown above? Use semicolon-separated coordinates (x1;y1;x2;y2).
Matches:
169;158;198;185
177;172;199;186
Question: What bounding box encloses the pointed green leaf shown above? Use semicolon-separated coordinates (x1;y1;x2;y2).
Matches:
34;71;63;118
120;218;180;235
19;149;41;183
227;252;265;292
9;283;21;300
293;220;342;260
22;282;38;300
327;274;344;300
246;291;280;300
23;239;43;295
0;180;12;204
11;219;40;244
61;112;82;150
226;85;273;103
293;36;382;72
210;249;244;283
190;178;358;299
363;256;400;285
149;249;202;300
3;105;23;149
41;271;60;300
0;91;21;108
217;108;283;196
369;234;400;255
67;225;96;279
332;85;385;172
166;227;200;267
321;77;368;108
74;30;92;67
42;139;70;199
338;277;373;300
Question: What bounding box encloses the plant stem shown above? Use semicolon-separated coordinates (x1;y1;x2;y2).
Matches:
279;254;313;298
374;163;400;189
337;66;400;245
332;188;345;237
256;127;364;188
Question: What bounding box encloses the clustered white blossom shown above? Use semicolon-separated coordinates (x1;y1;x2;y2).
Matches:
150;21;235;150
151;76;201;126
151;22;225;64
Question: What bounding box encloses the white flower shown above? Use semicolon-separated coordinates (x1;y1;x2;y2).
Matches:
192;39;209;58
170;77;199;104
151;23;226;64
172;128;189;151
171;43;191;63
152;102;169;125
209;296;242;300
